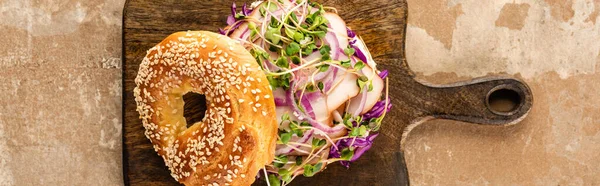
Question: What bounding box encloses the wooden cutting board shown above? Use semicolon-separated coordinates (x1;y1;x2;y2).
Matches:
122;0;533;185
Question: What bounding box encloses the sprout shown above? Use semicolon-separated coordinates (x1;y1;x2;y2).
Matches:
220;0;391;185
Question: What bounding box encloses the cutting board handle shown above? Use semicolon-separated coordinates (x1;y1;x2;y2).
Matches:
394;76;533;186
418;76;533;126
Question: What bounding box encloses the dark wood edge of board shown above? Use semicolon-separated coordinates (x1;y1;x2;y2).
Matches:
122;1;130;185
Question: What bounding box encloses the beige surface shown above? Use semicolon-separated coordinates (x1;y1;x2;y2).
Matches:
404;0;600;185
0;0;597;185
0;0;125;185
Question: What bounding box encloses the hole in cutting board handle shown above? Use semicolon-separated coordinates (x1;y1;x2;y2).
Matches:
486;85;524;116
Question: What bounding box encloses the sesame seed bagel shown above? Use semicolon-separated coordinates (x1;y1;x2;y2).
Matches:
133;31;278;186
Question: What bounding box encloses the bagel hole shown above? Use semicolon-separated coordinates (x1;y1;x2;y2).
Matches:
183;92;207;128
487;88;522;114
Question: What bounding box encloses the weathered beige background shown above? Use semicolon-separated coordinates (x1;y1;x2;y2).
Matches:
0;0;125;185
0;0;597;185
403;0;600;185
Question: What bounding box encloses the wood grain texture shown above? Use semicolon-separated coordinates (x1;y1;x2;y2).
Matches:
122;0;533;185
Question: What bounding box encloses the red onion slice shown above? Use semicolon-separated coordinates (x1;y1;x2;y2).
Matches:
352;88;368;116
287;82;345;134
299;92;316;118
324;32;340;59
322;67;339;92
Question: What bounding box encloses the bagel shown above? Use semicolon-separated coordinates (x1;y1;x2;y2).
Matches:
133;31;278;186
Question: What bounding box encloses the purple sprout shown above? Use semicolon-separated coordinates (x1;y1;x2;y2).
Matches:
351;45;368;62
227;15;236;25
231;2;237;17
347;27;356;38
242;3;252;16
378;70;388;79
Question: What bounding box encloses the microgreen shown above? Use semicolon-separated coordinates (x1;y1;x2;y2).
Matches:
300;121;310;127
359;125;367;136
289;13;299;24
265;26;281;45
280;132;292;144
302;43;316;56
349;123;368;137
303;162;323;177
285;42;301;56
311;138;326;149
295;156;303;165
314;31;326;38
270;16;280;27
319;45;331;60
354;60;365;71
318;64;329;72
342;113;353;128
349;127;359;136
306;84;315;92
291;56;301;65
268;174;282;186
269;44;279;52
344;47;355;56
317;82;324;91
234;13;246;19
284;27;296;40
281;113;290;121
267;72;291;89
340;60;352;68
278;169;292;183
273;155;288;168
341;147;354;160
288;121;305;137
357;75;369;90
293;32;305;42
319;45;331;55
276;56;289;68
